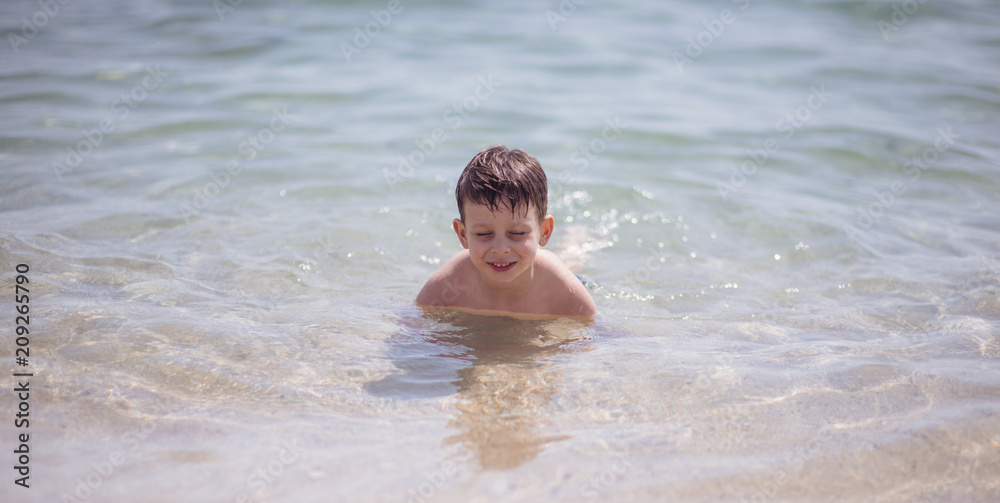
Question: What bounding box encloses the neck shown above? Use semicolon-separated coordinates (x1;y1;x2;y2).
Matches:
478;263;535;308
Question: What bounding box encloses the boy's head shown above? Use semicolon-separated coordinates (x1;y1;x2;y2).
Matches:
452;145;554;283
455;145;547;224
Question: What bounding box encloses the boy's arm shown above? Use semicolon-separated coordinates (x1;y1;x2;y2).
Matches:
415;279;441;306
563;279;598;316
415;250;469;307
577;286;598;316
539;250;598;316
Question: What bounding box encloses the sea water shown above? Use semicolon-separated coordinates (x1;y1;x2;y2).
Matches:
1;0;999;501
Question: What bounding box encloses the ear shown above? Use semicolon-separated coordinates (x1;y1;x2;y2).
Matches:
453;218;469;249
538;214;554;246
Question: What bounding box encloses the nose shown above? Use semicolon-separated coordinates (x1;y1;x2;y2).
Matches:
491;236;510;255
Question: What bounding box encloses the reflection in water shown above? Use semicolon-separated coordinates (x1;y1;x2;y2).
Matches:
367;309;593;470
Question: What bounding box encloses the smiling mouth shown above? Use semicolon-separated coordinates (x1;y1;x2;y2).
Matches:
487;261;516;272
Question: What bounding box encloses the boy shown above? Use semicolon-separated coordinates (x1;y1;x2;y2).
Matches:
416;145;597;318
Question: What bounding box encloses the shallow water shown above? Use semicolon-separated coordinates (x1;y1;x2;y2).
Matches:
1;0;999;501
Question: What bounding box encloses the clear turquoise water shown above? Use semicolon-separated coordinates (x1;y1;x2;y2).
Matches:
1;0;999;501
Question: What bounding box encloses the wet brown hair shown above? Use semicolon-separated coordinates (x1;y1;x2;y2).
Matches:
455;145;548;223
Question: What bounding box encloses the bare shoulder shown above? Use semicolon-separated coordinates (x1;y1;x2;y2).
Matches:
416;250;472;306
535;250;598;316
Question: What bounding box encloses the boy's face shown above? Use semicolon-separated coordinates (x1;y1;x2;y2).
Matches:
453;201;554;285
